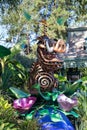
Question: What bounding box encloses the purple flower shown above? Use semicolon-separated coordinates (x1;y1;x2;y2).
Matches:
13;96;37;113
57;94;78;111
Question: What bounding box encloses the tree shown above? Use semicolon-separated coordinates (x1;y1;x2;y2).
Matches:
0;0;68;40
0;0;87;41
66;0;87;21
0;0;21;12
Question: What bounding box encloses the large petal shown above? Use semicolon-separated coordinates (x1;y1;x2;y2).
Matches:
13;97;37;112
57;94;78;111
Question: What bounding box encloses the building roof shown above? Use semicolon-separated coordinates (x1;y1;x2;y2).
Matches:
63;27;87;68
67;27;87;32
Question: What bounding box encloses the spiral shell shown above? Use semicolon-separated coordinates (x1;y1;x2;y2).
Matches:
35;72;54;91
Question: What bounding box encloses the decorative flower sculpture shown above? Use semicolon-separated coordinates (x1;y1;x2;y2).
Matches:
57;94;78;111
13;97;37;113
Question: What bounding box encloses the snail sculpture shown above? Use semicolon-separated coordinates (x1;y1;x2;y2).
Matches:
29;35;66;94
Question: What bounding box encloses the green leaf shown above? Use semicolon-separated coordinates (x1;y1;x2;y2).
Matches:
9;87;30;98
58;76;67;82
39;109;49;116
70;111;79;118
64;79;82;96
82;80;87;87
54;74;58;79
0;45;11;58
39;91;51;101
57;17;65;25
52;93;58;101
71;79;82;92
71;79;82;87
32;83;40;90
51;113;62;122
54;74;67;82
25;111;35;120
24;10;31;21
18;73;23;79
59;110;79;118
81;76;87;81
32;84;51;100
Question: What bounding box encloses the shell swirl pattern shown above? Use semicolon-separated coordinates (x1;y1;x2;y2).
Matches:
35;72;54;91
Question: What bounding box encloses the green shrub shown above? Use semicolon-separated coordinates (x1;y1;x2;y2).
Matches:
75;80;87;130
0;121;18;130
0;95;19;130
0;96;17;122
18;119;39;130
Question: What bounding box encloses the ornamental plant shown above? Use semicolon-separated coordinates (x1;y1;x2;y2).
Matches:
75;79;87;130
0;95;17;122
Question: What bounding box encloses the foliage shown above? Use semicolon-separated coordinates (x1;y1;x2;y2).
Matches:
9;87;30;98
54;74;83;96
0;45;11;75
79;67;87;77
67;0;87;21
23;10;31;21
0;121;17;130
1;0;33;38
63;79;82;96
0;0;21;9
0;46;11;90
18;120;39;130
0;95;17;122
0;43;30;90
0;59;29;90
46;1;69;39
0;45;11;58
14;53;34;69
75;79;87;130
14;43;37;68
0;65;13;89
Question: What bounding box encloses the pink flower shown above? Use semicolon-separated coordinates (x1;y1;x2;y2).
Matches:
57;94;78;111
13;97;37;113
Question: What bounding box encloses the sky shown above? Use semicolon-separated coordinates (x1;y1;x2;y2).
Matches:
0;25;10;48
0;24;37;48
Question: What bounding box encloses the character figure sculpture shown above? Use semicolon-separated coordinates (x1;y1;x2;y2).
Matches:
29;35;66;94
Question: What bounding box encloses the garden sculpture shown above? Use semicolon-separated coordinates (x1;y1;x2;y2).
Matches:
29;35;66;94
